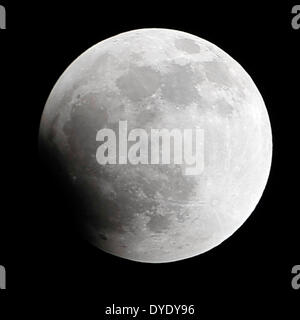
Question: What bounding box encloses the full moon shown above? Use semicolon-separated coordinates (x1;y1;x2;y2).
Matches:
39;28;272;263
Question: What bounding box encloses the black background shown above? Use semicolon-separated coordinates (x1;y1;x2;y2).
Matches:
0;0;299;316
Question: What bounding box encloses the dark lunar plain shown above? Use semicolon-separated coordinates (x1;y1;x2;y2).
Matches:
0;0;299;317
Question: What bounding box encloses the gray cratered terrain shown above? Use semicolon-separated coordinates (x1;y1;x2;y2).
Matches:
39;29;272;263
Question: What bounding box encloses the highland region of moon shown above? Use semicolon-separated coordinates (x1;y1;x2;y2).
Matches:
39;28;272;263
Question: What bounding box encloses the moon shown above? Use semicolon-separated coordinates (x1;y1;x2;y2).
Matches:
39;28;272;263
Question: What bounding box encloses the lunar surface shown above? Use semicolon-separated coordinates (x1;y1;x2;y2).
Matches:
39;28;272;263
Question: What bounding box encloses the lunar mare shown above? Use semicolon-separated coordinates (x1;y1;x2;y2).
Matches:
39;28;272;263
